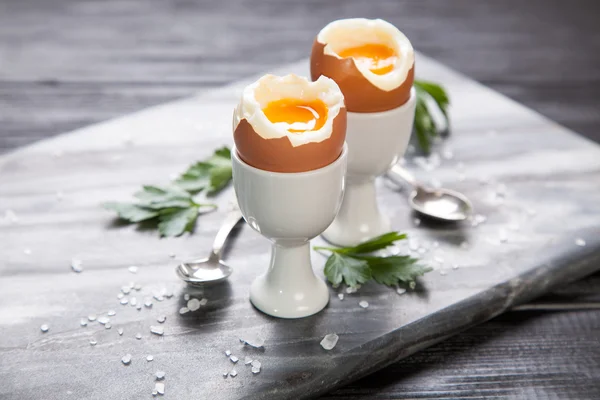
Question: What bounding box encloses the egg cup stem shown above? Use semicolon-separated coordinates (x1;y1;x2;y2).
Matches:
250;241;329;318
322;88;417;246
322;176;391;247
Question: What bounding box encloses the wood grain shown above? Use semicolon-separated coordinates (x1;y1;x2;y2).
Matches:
2;0;600;399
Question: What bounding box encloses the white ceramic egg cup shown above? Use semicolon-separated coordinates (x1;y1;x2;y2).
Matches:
322;88;416;247
232;144;348;319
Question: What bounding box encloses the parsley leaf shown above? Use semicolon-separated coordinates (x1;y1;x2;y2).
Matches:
413;80;450;154
103;202;159;222
176;146;232;195
157;207;202;237
323;253;372;287
104;147;231;237
315;232;430;289
358;255;432;287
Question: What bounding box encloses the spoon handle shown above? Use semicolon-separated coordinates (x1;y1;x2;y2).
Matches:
210;203;244;261
387;164;418;187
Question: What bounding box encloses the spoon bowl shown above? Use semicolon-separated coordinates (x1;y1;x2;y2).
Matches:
409;186;472;221
387;164;473;222
176;257;233;286
175;205;243;286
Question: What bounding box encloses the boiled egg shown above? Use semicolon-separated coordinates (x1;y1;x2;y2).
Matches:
310;18;414;113
233;74;346;173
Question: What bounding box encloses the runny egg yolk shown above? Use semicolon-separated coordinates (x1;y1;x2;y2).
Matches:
262;99;328;133
338;44;397;75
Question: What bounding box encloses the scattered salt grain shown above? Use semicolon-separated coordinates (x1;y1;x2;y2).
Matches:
128;266;138;274
71;258;83;273
129;297;137;307
153;293;164;302
164;290;174;299
359;300;369;309
337;293;344;300
452;264;460;270
230;355;239;364
146;355;154;362
118;328;124;336
229;369;238;377
117;293;124;299
150;326;164;336
97;316;110;325
251;360;261;370
4;209;19;223
187;298;201;311
121;354;132;365
136;304;142;311
136;333;142;340
199;298;208;306
90;339;97;346
40;324;49;333
121;286;131;295
80;319;87;327
120;298;129;305
244;357;253;365
223;372;229;378
345;286;358;294
179;307;189;315
134;283;142;291
155;382;165;395
442;147;454;160
144;299;153;308
320;333;339;351
157;316;166;323
88;314;97;322
225;350;231;357
396;287;407;295
108;310;116;316
575;238;586;247
471;214;487;227
184;294;190;301
105;324;112;330
241;333;265;348
155;371;166;380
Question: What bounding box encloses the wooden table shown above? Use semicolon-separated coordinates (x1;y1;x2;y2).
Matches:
1;0;599;398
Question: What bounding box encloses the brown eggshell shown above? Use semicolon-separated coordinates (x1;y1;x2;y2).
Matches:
234;108;347;173
310;40;414;113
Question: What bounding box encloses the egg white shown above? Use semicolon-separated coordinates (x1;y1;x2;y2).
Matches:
233;74;344;147
317;18;414;92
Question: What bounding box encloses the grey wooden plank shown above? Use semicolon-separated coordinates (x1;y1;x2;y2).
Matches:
1;0;600;153
1;57;599;399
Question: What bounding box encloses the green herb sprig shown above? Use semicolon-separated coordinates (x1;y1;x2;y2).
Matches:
414;80;450;154
314;232;432;289
103;147;233;237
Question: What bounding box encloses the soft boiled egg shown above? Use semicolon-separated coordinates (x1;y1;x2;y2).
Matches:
310;18;415;113
233;74;346;173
